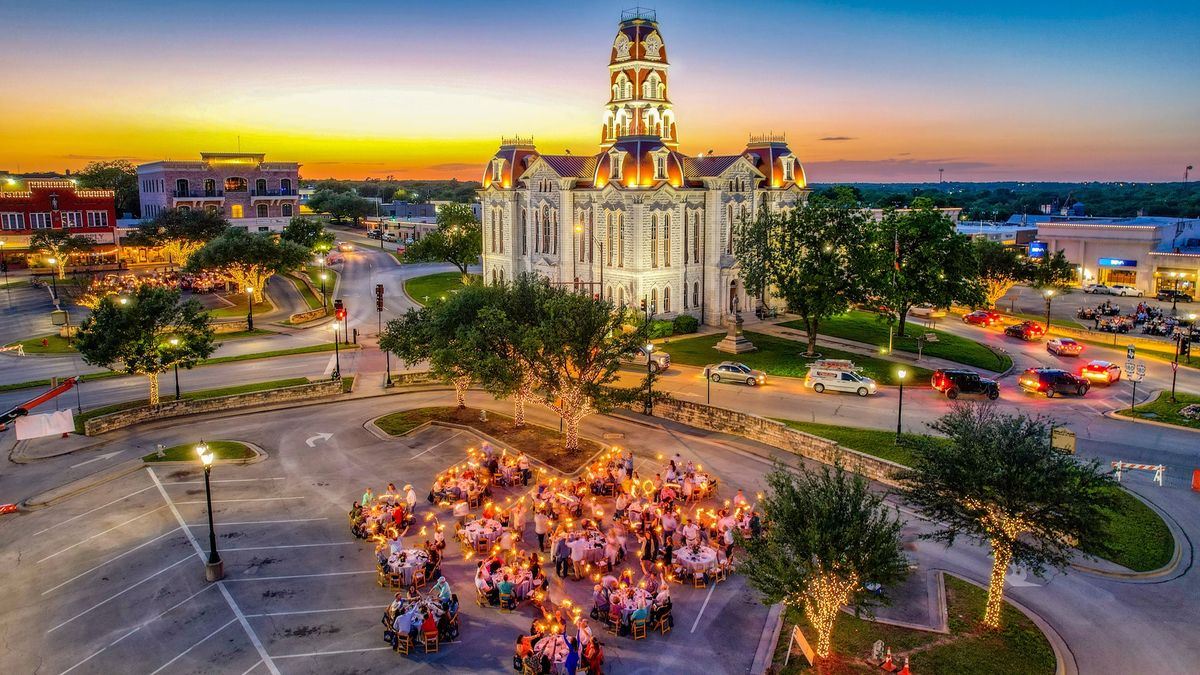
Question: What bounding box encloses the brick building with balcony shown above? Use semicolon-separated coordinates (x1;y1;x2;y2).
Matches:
0;179;119;269
136;152;301;221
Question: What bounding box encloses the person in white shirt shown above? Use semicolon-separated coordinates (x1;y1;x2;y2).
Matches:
733;489;748;508
534;510;550;551
404;484;417;512
681;520;700;547
568;536;589;578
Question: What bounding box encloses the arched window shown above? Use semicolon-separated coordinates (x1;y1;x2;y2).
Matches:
650;215;659;268
256;203;268;218
605;211;615;267
254;178;267;194
663;286;671;313
726;204;735;254
650;288;658;315
203;179;216;196
499;268;505;286
281;204;292;217
644;74;660;99
682;211;689;263
490;210;497;253
521;208;528;255
682;283;688;309
663;213;671;267
280;178;292;195
617;286;625;308
692;213;701;263
492;268;497;285
606;286;613;303
541;205;550;254
225;177;247;192
175;179;189;196
693;281;700;308
230;204;243;218
617;212;625;267
551;209;558;255
497;209;504;254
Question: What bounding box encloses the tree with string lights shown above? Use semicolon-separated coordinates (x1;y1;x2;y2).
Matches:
897;404;1117;629
739;461;908;661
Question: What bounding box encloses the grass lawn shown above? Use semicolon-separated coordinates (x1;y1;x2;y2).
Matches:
76;377;311;432
665;330;931;386
287;273;323;311
773;575;1055;674
199;342;353;366
341;376;355;393
143;440;254;463
305;265;336;304
403;272;478;306
783;310;1011;372
208;292;274;319
774;419;1173;572
375;406;605;473
1115;391;1200;430
219;329;276;340
8;333;76;354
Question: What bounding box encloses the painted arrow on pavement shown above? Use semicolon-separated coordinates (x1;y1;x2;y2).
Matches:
1005;566;1040;588
70;450;123;469
305;432;333;447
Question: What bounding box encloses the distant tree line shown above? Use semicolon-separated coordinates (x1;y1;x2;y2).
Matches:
303;178;481;204
812;181;1200;220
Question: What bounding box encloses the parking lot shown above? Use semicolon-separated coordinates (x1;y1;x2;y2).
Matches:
0;402;771;675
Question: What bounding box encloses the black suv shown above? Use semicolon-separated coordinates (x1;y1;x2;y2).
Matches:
932;369;1000;400
1018;368;1089;398
1156;289;1193;303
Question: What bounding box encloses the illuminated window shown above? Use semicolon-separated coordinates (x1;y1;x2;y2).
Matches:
62;211;82;228
609;151;623;180
654;153;667;180
204;179;217;196
231;204;244;218
782;158;794;182
280;178;292;195
225;177;248;192
492;159;504;182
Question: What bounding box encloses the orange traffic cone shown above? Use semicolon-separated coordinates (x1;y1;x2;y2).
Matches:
897;656;910;675
881;648;897;672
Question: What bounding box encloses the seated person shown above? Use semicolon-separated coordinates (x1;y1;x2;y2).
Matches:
420;612;438;641
497;574;515;606
591;584;610;616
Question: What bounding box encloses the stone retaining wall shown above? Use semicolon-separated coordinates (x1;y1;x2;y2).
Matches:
648;399;905;486
289;306;328;323
84;379;342;435
390;371;440;386
213;320;249;334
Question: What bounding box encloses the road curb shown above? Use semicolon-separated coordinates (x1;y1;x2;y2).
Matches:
1102;406;1200;435
1070;487;1187;581
749;602;784;675
19;459;146;510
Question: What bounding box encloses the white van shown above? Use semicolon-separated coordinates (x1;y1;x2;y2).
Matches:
803;359;877;396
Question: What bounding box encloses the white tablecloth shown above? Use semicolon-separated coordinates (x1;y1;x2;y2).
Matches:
676;546;718;574
388;548;430;586
464;518;503;544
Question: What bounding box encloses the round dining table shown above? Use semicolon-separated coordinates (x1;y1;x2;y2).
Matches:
463;518;504;545
676;545;719;575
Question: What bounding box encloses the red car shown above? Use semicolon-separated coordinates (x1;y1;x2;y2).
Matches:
1080;360;1122;384
962;310;1002;327
1004;321;1045;341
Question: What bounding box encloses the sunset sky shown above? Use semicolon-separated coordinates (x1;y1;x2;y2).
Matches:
2;0;1197;183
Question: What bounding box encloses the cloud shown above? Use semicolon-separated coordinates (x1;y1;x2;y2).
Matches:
817;136;856;142
427;162;480;172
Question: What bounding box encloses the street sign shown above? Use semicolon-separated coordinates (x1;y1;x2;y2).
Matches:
1136;361;1146;377
1127;344;1136;360
1124;360;1135;376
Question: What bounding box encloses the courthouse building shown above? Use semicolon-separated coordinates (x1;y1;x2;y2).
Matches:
478;9;810;325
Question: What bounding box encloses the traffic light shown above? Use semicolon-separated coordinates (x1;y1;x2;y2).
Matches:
1181;338;1191;357
334;298;346;321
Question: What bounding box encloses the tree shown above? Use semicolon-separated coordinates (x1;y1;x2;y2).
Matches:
403;203;481;283
380;286;496;408
185;229;310;302
871;199;984;336
736;190;873;355
897;405;1118;629
74;286;216;406
532;288;650;452
130;208;229;268
76;160;139;216
740;462;908;660
307;190;374;223
29;230;94;279
281;217;335;252
1030;249;1077;293
973;239;1029;308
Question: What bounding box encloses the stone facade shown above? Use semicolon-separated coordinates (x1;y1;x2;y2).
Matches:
84;379;341;435
136;152;300;222
478;11;810;326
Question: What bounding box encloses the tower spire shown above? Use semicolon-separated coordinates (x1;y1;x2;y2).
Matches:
601;11;676;149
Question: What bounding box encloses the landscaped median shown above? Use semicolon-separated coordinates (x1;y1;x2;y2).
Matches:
143;440;255;463
374;406;605;473
772;574;1055;674
664;330;931;385
1114;391;1200;431
403;272;478;306
784;309;1012;372
777;419;1174;573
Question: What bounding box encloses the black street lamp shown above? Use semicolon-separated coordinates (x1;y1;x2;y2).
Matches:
47;257;59;302
643;343;655;416
1043;288;1054;330
331;324;341;378
168;337;181;400
895;369;908;444
197;442;224;581
245;286;255;331
319;271;328;310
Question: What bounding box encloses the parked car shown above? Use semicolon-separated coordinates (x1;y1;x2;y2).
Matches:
803;360;877;396
1018;368;1089;397
1156;289;1193;303
366;229;382;240
622;349;671;373
1046;337;1084;356
1003;321;1045;341
962;309;1002;327
1108;284;1143;297
1079;360;1122;384
1083;283;1111;294
703;362;766;386
931;368;1000;400
383;233;399;242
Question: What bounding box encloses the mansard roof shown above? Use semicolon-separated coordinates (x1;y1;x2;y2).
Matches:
682;155;742;177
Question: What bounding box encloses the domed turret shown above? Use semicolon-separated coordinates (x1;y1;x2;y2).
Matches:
601;8;677;150
482;136;538;189
743;134;807;189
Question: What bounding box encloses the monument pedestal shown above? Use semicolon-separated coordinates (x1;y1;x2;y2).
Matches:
714;313;757;354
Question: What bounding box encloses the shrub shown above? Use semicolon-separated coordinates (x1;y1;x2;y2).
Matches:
648;319;674;339
672;314;700;335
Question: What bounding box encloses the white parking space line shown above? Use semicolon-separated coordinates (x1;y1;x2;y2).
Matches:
57;646;107;675
244;605;385;618
147;467;283;675
411;430;463;459
33;485;156;536
223;542;358;552
689;583;717;634
47;554;194;633
239;659;264;675
42;526;183;595
107;585;217;647
169;477;287;485
147;617;238;675
37;506;168;564
173;497;305;505
187;517;327;528
223;570;374;583
273;647;393;659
